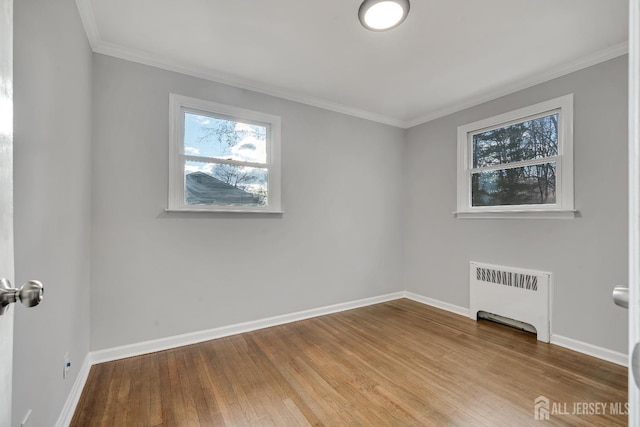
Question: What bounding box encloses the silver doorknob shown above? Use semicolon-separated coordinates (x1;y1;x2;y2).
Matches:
0;278;44;315
613;285;629;309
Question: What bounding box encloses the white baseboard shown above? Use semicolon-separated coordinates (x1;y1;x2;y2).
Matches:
56;291;403;425
550;334;628;367
91;291;405;364
56;290;627;426
55;353;93;427
404;291;628;367
403;291;470;317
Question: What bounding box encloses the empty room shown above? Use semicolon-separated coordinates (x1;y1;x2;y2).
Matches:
1;0;639;425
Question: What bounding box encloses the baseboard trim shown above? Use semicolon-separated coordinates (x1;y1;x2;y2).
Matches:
54;353;93;427
404;291;628;367
91;291;405;364
57;290;627;426
550;334;628;367
56;292;403;425
403;291;470;317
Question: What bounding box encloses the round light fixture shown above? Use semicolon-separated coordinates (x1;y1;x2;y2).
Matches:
358;0;410;31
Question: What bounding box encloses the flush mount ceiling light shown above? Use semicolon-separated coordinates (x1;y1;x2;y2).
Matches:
358;0;410;31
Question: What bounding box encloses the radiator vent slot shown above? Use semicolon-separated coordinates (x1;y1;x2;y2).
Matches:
476;267;538;291
470;262;551;342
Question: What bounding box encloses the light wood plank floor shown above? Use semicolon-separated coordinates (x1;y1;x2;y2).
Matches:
71;299;628;426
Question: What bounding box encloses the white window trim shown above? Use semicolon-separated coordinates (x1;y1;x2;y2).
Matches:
167;93;282;213
455;94;576;219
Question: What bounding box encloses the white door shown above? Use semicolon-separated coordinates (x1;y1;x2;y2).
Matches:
630;0;640;424
0;0;13;425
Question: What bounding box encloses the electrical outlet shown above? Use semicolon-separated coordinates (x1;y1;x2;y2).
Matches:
20;409;31;427
63;353;71;379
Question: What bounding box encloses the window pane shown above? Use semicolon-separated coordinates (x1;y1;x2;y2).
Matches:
185;161;268;206
472;113;558;168
184;112;267;163
471;163;556;207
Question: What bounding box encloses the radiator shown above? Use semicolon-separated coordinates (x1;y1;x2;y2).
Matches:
469;262;551;342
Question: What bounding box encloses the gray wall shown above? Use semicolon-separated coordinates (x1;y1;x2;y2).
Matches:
13;0;93;425
90;55;405;350
404;56;629;353
8;8;629;422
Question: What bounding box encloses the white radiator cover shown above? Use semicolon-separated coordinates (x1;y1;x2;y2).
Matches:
469;262;551;342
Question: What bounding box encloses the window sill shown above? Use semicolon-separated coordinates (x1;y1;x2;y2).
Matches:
165;208;284;214
453;209;578;219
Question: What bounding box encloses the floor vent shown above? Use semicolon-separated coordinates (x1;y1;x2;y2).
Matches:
470;262;551;342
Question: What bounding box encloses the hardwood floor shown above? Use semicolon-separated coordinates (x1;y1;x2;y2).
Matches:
71;299;628;426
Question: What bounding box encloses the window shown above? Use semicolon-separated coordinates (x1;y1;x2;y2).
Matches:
456;94;574;219
168;94;282;213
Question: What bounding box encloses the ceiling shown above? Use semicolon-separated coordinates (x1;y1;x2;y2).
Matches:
75;0;628;128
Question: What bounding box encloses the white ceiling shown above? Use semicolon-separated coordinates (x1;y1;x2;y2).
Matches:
76;0;628;128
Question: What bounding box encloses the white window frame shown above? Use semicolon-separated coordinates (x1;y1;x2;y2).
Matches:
455;94;575;219
167;93;282;213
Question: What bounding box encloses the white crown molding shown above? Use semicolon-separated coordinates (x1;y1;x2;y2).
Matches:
89;40;408;128
405;41;630;128
74;0;100;47
75;0;391;126
74;0;629;130
97;39;405;128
